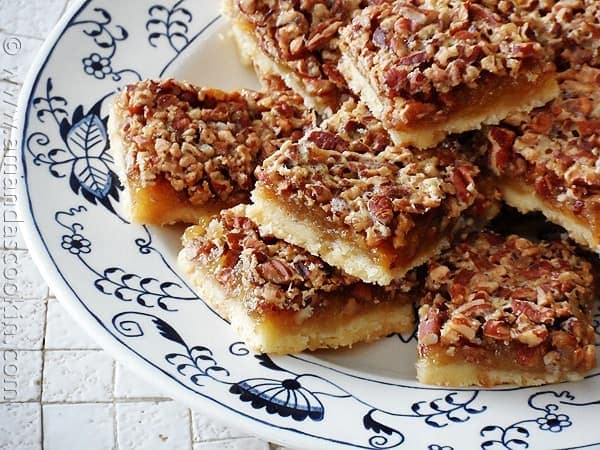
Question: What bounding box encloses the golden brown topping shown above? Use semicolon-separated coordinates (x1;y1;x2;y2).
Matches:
419;231;596;372
114;79;312;205
182;206;417;314
495;0;600;69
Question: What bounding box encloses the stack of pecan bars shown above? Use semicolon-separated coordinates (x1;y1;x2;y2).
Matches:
108;0;600;387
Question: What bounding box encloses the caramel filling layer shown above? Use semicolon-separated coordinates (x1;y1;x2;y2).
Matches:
388;70;557;130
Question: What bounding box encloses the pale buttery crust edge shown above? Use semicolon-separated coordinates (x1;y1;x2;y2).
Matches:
108;98;229;226
416;358;585;387
177;248;414;354
224;0;334;115
107;104;133;219
339;54;559;149
248;185;491;286
499;178;600;253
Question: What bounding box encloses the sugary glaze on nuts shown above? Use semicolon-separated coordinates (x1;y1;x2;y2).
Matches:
231;0;363;111
485;66;600;246
489;0;600;69
547;0;600;69
418;231;597;386
251;101;492;284
339;0;554;128
113;78;311;207
180;206;417;316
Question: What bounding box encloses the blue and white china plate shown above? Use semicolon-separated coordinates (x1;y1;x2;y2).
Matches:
16;1;600;448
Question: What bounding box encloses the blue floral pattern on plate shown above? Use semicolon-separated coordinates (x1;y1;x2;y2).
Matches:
16;1;600;448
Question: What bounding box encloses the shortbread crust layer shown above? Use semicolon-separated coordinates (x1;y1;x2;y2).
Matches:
498;179;600;254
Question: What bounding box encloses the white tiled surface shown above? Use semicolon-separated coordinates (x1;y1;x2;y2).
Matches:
42;350;115;402
44;298;101;350
0;403;42;450
43;403;115;450
116;402;191;449
0;2;294;449
114;362;169;400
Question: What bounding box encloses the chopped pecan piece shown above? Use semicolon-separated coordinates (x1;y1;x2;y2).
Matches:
367;195;394;224
258;259;295;284
418;304;443;346
486;126;515;176
510;299;554;325
483;319;510;341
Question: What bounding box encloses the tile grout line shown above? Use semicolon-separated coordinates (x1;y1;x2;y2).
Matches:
58;0;71;19
0;29;45;42
40;295;50;450
43;348;103;352
32;398;172;405
6;399;169;405
187;407;194;450
0;348;101;352
112;360;119;450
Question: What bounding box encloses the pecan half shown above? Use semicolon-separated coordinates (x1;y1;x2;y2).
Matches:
259;259;295;284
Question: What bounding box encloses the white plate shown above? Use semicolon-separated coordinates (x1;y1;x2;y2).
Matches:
16;1;600;448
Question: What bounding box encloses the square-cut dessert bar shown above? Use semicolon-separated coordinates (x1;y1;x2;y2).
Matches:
178;205;417;354
224;0;361;113
417;231;597;387
108;78;312;225
337;0;559;148
248;101;500;286
484;65;600;252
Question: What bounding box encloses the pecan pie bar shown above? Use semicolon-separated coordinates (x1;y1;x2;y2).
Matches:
248;101;500;285
224;0;361;114
338;0;558;149
108;79;312;225
484;66;600;252
417;231;597;387
178;205;416;354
